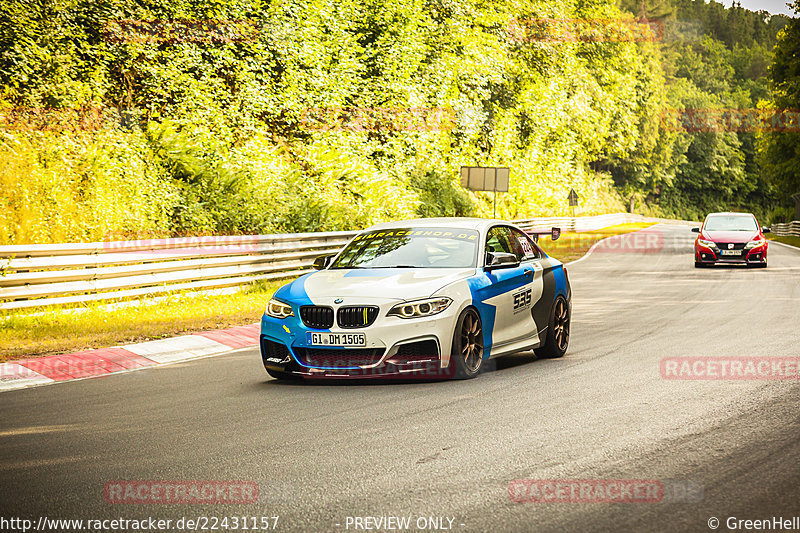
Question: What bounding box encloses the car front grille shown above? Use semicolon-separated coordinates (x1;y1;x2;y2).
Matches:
294;348;384;368
299;306;334;329
716;242;746;250
337;306;379;328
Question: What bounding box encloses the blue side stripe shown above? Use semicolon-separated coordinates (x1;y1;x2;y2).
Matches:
467;269;533;359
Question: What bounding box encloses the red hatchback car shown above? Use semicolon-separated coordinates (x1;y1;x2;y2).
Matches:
692;212;769;268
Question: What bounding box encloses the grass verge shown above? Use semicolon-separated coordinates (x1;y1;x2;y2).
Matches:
766;234;800;249
0;279;287;362
1;222;656;361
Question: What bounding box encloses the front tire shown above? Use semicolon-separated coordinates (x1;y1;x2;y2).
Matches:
450;308;484;379
535;296;570;359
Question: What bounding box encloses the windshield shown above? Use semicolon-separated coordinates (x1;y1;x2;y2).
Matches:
330;227;479;269
703;215;758;232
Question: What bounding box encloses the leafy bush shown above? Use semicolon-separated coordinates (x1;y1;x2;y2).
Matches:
409;170;475;219
0;129;176;244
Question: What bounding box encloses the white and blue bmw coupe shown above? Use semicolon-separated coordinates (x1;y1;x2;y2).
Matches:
260;218;571;380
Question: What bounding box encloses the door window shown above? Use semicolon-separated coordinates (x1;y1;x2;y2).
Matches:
510;228;541;261
486;226;514;257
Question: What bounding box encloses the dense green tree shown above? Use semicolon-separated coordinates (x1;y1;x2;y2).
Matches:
2;0;664;243
611;0;789;220
759;0;800;221
0;0;794;242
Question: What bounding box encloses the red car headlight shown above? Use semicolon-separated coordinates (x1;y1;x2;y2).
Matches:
744;238;766;250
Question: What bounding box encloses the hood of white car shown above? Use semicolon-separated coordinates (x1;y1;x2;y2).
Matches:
299;268;476;303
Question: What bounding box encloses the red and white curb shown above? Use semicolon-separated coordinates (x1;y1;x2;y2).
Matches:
0;324;259;392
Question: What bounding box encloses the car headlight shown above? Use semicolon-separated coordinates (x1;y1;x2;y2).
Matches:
265;299;294;319
388;298;452;319
697;239;717;249
744;238;766;249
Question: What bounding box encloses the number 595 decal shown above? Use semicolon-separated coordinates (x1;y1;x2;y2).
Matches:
513;288;532;312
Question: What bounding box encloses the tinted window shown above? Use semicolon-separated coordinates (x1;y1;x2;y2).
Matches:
486;227;514;256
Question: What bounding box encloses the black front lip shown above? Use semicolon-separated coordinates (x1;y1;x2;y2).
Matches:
264;359;453;380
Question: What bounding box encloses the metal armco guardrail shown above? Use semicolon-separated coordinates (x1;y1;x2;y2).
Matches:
770;221;800;237
0;213;691;310
0;232;357;310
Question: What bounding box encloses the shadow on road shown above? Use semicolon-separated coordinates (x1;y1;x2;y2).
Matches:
255;351;552;387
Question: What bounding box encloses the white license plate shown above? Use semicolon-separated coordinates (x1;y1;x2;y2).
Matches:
306;332;366;347
721;249;740;256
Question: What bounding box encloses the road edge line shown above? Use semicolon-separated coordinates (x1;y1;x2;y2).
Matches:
768;239;800;252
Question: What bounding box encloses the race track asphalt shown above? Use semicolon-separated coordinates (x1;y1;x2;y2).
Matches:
1;224;799;532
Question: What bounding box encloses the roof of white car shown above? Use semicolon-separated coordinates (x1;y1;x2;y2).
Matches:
363;217;510;232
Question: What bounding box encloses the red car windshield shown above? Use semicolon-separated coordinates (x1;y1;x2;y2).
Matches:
703;215;758;232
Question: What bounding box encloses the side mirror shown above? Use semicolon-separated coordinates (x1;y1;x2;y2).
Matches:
551;227;561;241
762;226;771;234
691;227;700;233
485;252;520;270
312;254;335;270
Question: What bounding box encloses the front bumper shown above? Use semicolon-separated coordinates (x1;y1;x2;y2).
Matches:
259;305;460;379
261;335;456;379
695;243;767;265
